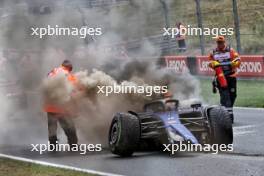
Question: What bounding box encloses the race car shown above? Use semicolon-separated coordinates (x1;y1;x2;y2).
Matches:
108;99;233;157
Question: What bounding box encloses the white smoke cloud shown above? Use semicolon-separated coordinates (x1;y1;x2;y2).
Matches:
0;0;201;146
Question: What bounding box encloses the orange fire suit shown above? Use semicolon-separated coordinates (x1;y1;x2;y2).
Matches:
44;66;77;114
44;65;79;146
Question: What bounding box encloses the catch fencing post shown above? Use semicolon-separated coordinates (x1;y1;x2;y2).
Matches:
194;0;205;55
160;0;171;55
232;0;242;53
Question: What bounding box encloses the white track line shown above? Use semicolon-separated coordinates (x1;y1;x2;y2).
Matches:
233;124;257;136
0;153;123;176
234;107;264;111
233;125;256;130
234;130;256;136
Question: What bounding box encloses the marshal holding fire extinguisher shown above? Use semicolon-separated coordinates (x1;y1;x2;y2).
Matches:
209;36;241;123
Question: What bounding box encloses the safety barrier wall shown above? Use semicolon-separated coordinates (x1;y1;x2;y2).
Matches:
164;55;264;77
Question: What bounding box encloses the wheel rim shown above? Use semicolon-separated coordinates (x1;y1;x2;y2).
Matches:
110;122;119;145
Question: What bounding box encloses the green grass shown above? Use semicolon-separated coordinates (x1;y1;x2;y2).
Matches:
199;78;264;108
0;158;96;176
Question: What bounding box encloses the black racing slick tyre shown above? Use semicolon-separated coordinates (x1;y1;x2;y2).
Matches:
108;113;140;157
208;107;233;145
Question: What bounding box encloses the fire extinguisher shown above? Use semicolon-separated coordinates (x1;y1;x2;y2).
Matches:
214;66;228;88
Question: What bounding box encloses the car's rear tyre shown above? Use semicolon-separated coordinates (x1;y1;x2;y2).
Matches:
108;113;140;157
208;107;233;145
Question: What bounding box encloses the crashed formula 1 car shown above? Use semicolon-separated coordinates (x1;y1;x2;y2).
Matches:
108;99;233;157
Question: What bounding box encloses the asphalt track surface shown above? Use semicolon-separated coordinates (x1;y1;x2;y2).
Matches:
0;108;264;176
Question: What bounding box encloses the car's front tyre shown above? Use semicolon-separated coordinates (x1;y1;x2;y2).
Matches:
108;113;140;157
